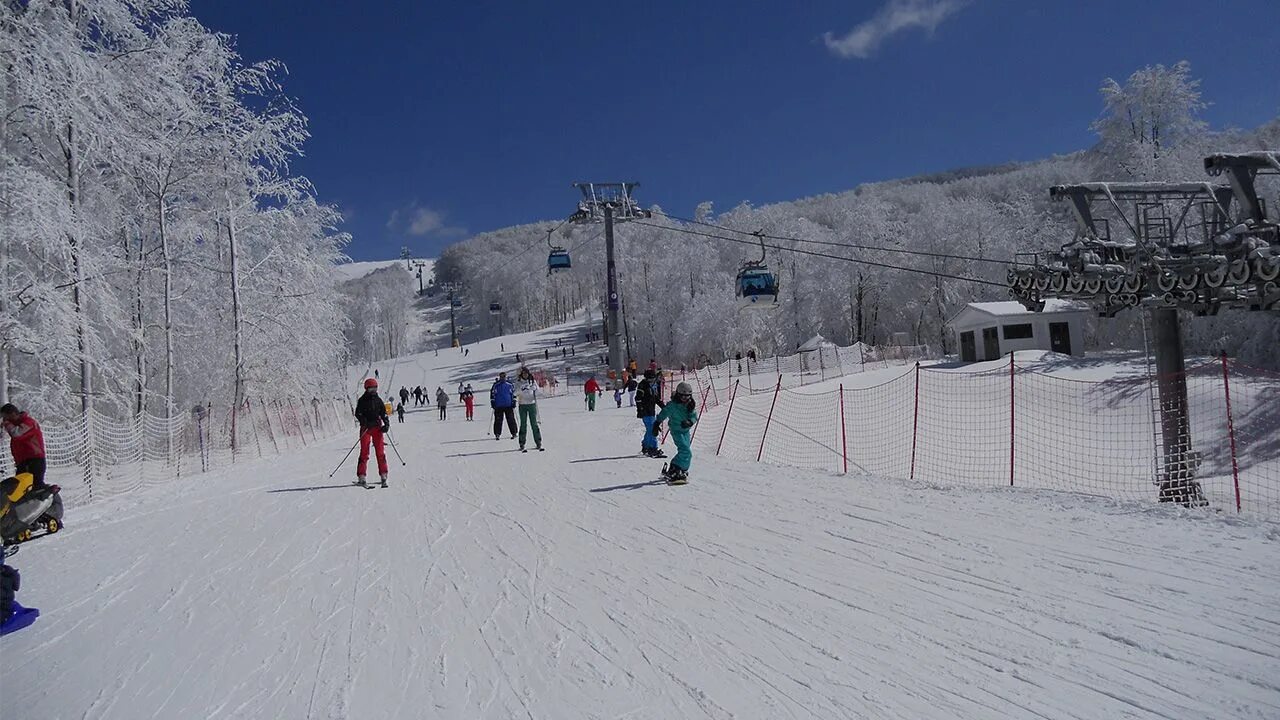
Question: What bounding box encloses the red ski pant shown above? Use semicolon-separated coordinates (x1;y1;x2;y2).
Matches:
357;428;388;477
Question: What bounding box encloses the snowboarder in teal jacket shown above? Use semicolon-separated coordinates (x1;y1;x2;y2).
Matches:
653;382;698;481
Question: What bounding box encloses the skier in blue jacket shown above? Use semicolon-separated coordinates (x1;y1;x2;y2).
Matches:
490;372;517;440
653;382;698;484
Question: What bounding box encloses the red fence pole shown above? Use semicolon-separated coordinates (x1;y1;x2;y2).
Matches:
756;375;782;462
839;383;848;474
909;362;920;480
1220;352;1242;513
1009;353;1015;487
684;386;712;444
716;379;740;456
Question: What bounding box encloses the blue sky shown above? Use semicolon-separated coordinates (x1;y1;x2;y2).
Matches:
191;0;1280;261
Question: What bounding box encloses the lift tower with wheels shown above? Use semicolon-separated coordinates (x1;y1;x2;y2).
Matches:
1007;151;1280;506
567;182;650;376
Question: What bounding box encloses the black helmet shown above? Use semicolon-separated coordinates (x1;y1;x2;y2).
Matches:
643;368;655;379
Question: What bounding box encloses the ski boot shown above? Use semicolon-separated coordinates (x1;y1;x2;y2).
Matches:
379;474;388;489
354;476;368;488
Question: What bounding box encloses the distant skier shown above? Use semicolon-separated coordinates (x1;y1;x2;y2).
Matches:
613;385;623;408
396;401;405;424
1;404;45;488
461;384;476;421
399;386;410;407
435;387;449;420
653;382;698;485
354;378;390;487
625;375;638;407
490;372;517;440
635;369;665;458
583;376;600;411
515;367;543;452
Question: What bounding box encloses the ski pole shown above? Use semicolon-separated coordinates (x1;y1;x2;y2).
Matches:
328;433;365;478
384;430;407;466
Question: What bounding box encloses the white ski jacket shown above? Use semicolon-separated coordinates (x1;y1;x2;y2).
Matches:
517;380;538;405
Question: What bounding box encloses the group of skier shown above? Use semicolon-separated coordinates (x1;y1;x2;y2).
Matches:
351;350;698;486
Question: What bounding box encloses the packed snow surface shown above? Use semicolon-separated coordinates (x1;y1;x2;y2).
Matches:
5;321;1279;719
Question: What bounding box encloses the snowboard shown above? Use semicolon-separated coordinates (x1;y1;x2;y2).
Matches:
0;602;39;636
660;463;688;485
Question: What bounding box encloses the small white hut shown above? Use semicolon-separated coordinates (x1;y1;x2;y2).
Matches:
949;300;1089;362
797;334;837;374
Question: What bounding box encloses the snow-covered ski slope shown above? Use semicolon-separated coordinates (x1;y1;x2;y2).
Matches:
6;319;1280;720
332;258;433;285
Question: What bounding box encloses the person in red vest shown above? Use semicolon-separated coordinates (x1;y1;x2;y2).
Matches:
583;376;600;411
1;404;45;489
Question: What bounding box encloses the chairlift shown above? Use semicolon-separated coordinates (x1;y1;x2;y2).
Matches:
489;302;501;315
547;227;572;272
450;298;462;308
735;231;779;309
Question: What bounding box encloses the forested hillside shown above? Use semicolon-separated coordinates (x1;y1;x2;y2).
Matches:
2;1;351;420
435;63;1280;367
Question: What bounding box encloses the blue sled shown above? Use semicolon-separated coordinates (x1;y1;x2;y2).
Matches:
0;602;39;636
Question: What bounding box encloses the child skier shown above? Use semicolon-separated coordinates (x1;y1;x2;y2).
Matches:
396;401;405;424
354;378;390;487
516;367;543;452
613;385;623;408
635;369;665;458
653;382;698;485
461;384;476;421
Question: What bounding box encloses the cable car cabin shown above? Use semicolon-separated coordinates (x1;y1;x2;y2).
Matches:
450;298;462;308
548;249;572;271
736;268;779;308
489;303;501;315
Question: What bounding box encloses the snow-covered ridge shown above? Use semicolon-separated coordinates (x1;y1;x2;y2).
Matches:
332;258;434;284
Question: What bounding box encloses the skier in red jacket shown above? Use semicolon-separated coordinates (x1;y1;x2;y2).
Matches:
583;377;600;411
1;404;45;488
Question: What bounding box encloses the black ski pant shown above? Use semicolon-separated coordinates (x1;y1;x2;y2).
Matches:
493;406;517;438
439;405;447;420
17;458;46;488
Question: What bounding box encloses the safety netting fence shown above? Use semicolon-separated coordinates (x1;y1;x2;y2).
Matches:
1;398;352;507
680;354;1280;520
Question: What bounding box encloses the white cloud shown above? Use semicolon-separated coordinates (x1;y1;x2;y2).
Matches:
407;207;445;236
386;203;467;238
823;0;967;60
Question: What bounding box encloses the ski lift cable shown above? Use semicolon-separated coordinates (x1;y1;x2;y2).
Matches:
630;219;1007;288
651;210;1010;267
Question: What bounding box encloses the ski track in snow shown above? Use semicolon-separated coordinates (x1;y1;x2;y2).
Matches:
4;322;1280;719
